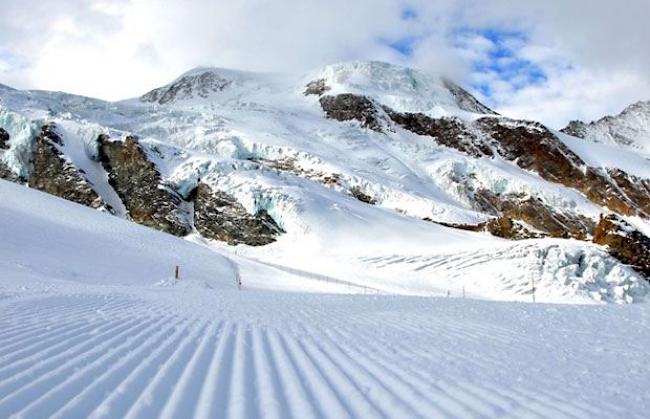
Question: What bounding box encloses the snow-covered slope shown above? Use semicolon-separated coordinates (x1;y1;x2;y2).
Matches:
561;100;650;154
0;180;236;289
2;59;650;418
1;179;650;418
1;61;650;304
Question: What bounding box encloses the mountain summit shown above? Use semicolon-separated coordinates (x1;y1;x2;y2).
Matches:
561;100;650;153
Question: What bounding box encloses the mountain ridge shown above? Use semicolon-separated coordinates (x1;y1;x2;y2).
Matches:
561;100;650;153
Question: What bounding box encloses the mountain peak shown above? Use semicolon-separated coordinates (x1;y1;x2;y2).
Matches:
306;61;495;116
137;60;494;116
561;99;650;153
140;68;235;105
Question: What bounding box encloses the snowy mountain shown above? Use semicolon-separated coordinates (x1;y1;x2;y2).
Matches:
561;100;650;153
2;60;650;418
2;180;649;418
1;60;650;304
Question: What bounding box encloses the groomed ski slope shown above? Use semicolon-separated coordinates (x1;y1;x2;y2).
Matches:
1;181;650;418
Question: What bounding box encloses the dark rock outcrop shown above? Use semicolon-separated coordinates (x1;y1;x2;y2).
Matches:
434;217;542;240
304;79;330;96
384;110;493;157
0;162;23;183
28;124;105;209
474;118;650;218
475;118;585;182
350;186;376;205
0;128;9;150
593;214;650;278
386;111;649;219
560;120;587;138
0;126;22;182
475;118;645;217
319;94;383;131
192;183;283;246
97;135;190;236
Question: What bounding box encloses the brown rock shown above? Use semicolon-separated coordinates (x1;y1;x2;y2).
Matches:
97;135;190;236
28;124;105;209
386;110;649;220
474;189;595;240
593;214;650;278
0;162;23;183
434;217;542;240
384;109;493;157
192;183;283;246
319;94;383;131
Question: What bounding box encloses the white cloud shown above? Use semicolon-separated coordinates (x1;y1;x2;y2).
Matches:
495;68;650;128
0;0;648;127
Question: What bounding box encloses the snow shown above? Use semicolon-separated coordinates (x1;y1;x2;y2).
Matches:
1;61;648;304
568;101;650;154
308;61;490;118
1;59;650;417
0;105;38;178
1;180;650;418
557;130;650;179
0;180;235;288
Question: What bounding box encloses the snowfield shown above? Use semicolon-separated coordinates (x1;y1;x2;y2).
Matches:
2;60;650;418
1;181;650;418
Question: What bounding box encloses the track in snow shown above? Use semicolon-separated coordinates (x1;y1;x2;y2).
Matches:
0;288;647;419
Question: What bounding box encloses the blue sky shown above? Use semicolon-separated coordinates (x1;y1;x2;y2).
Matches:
384;25;549;106
466;29;547;96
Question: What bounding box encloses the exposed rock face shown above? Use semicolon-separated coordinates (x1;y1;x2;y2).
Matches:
350;186;376;205
384;109;493;157
28;124;105;209
475;118;648;217
140;71;232;105
441;79;498;115
474;189;595;240
386;111;649;219
434;217;542;240
0;126;22;182
304;79;330;96
606;168;650;216
474;118;585;182
319;94;383;131
322;95;645;220
560;120;587;138
97;135;190;236
593;214;650;279
0;128;9;150
482;217;542;240
250;157;341;186
0;162;22;183
192;183;283;246
318;100;650;241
